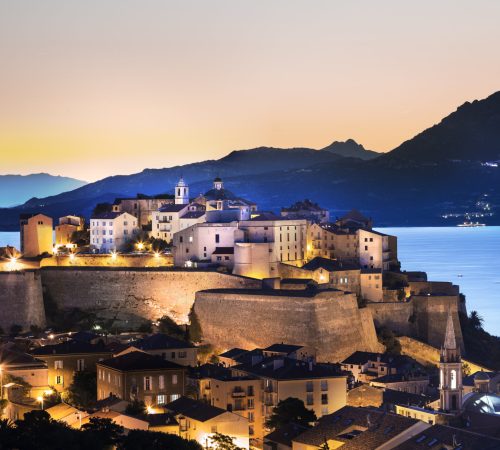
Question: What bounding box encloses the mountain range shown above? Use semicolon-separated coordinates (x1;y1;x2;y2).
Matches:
0;174;87;208
1;91;500;230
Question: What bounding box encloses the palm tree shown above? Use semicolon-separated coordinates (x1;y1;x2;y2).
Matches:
469;311;484;330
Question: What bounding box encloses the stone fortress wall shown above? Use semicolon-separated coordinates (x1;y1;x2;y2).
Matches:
0;266;465;362
193;288;384;362
40;267;261;326
0;270;46;331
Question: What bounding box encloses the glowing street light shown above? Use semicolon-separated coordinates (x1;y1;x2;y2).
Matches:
110;251;117;261
136;242;144;251
37;395;44;410
154;252;160;258
69;253;75;261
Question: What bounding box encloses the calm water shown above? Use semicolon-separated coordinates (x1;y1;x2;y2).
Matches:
380;227;500;336
2;227;500;334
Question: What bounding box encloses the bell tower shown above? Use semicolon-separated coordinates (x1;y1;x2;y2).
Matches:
439;310;463;413
175;177;189;205
213;177;223;190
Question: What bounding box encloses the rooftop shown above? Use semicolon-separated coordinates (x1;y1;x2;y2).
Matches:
133;334;194;351
158;204;188;213
294;406;419;449
263;343;304;354
32;340;111;356
234;356;344;380
181;211;205;219
265;423;308;447
393;424;500;450
302;257;360;272
98;351;185;372
166;396;227;422
91;211;123;220
212;246;234;255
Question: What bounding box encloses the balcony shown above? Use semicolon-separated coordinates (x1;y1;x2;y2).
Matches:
232;389;246;398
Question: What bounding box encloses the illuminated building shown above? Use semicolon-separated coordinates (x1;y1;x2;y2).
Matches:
19;213;53;257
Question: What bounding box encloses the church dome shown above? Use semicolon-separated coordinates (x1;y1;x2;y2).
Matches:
474;371;490;381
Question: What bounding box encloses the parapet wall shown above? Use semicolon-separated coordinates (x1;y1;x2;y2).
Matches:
0;271;46;330
194;289;383;362
40;268;261;327
39;253;174;268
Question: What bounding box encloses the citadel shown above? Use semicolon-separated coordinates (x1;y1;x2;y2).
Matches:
0;177;465;362
1;178;499;449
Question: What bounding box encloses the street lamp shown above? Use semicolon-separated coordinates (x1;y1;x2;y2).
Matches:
37;395;44;410
136;242;144;251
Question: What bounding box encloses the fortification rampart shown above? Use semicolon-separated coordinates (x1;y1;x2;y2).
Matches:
0;270;46;330
367;293;465;352
194;288;383;362
40;267;261;327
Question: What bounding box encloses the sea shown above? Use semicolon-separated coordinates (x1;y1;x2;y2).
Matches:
1;227;500;335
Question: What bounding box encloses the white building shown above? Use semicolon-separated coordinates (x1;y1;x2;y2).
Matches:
151;178;206;243
172;212;307;278
173;222;244;267
358;228;397;271
90;212;140;253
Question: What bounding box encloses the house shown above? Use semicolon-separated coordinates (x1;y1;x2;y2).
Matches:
31;340;113;393
188;364;264;446
165;396;250;449
0;344;49;397
370;373;430;395
112;195;174;228
340;352;426;384
262;344;316;362
89;211;140;253
54;215;84;248
281;199;330;224
292;406;430;450
96;351;186;407
19;213;53;257
81;410;150;431
146;412;180;434
46;403;88;427
173;222;243;268
121;334;197;367
151;180;206;242
232;356;347;421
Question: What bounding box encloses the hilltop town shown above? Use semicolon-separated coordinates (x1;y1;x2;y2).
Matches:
0;178;499;449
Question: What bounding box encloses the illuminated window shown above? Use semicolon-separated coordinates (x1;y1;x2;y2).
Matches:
451;370;457;389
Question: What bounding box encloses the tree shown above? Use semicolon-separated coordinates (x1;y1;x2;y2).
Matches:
378;327;401;355
157;315;187;340
81;417;123;447
125;399;146;417
9;324;22;337
265;398;317;430
66;370;97;408
118;429;203;450
71;229;90;246
210;433;243;450
15;410;81;450
469;310;484;330
188;306;202;342
0;418;17;449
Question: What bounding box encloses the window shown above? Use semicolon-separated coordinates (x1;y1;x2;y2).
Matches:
321;406;328;415
247;385;254;396
157;394;166;405
215;234;220;243
247;398;254;409
170;394;180;402
224;256;229;260
172;374;178;385
217;256;222;261
451;369;457;389
306;381;313;392
321;380;328;391
180;236;183;243
56;375;63;385
306;393;314;405
124;230;128;235
54;360;63;369
365;245;368;251
178;351;187;358
76;359;85;371
248;412;254;422
144;376;151;391
159;375;165;389
321;393;328;405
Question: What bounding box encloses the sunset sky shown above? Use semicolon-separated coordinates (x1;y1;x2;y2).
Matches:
1;0;500;181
